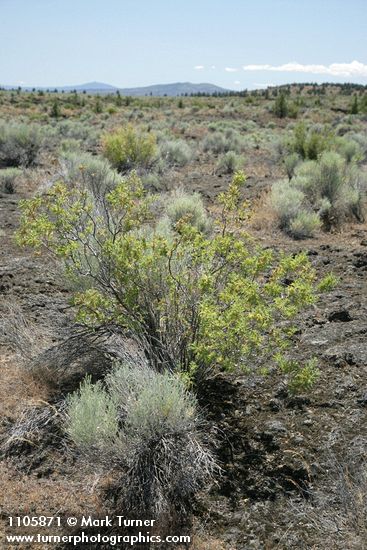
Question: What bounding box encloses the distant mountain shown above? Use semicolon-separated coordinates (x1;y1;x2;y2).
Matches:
118;82;231;96
63;81;118;92
0;81;232;96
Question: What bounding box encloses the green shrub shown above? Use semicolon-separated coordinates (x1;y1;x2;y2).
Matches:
271;151;367;234
216;151;245;174
60;151;119;199
0;122;42;167
270;180;306;230
66;376;118;449
164;188;212;234
202;130;243;154
286;122;332;160
289;211;321;239
66;364;215;522
273;93;288;118
0;167;22;193
159;139;192;167
17;171;335;390
335;137;363;163
102;125;157;172
316;151;345;203
284;153;301;180
50;100;61;119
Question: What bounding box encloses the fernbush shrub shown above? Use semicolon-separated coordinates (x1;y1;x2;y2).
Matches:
102;125;157;173
17;171;335;391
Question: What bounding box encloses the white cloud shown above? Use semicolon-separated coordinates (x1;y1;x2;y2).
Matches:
211;65;216;70
194;65;205;70
242;60;367;77
225;67;239;72
234;80;241;85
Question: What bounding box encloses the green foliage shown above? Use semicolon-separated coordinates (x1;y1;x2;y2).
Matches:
164;188;212;234
271;151;367;234
102;125;157;172
159;139;192;166
350;95;359;115
284;153;301;180
202;130;244;154
273;93;288;118
271;180;307;231
334;137;363;163
0;167;22;193
66;364;215;519
66;376;118;449
216;151;245;174
0;122;42;167
60;151;119;199
50;100;61;119
287;122;333;160
17;170;334;390
289;210;321;239
94;96;103;114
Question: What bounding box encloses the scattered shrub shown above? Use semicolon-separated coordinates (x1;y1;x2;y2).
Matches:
60;151;119;199
335;137;363;163
284;153;301;180
164;188;212;234
289;211;321;239
102;125;157;172
270;180;306;231
66;364;215;522
202;130;244;154
216;151;245;174
0;122;42;167
273;93;288;118
159;139;192;167
271;151;367;235
0;167;22;193
286;122;332;160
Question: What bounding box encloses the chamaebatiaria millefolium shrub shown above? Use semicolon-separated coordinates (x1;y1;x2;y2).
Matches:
102;125;157;173
17;170;336;391
66;365;215;520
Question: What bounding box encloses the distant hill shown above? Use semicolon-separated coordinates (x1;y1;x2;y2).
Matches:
0;81;232;96
117;82;231;96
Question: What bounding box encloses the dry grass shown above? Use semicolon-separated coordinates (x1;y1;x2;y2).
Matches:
190;536;230;550
0;462;103;549
0;350;49;422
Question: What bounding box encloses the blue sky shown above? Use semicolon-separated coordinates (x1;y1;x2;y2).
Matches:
1;0;366;89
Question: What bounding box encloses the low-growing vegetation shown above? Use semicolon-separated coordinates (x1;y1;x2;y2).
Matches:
1;81;366;549
271;150;367;237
